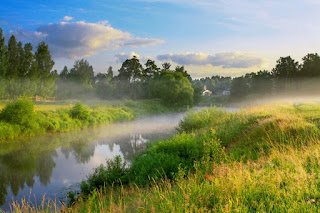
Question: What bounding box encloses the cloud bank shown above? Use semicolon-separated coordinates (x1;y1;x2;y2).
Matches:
10;21;164;59
157;52;266;69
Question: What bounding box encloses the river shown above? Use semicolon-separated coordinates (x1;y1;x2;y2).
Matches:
0;107;237;211
0;111;188;211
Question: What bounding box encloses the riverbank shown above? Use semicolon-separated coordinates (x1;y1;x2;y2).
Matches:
0;99;175;141
54;103;320;212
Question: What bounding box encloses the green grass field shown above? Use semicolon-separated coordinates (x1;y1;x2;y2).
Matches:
11;103;320;212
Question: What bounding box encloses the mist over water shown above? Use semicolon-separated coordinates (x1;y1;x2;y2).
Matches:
0;111;192;211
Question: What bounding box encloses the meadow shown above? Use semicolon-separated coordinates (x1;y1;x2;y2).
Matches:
10;103;320;212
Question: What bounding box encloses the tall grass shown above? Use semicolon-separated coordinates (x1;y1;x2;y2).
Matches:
11;103;320;212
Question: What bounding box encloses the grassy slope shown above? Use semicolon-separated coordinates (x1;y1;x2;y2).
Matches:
55;103;320;212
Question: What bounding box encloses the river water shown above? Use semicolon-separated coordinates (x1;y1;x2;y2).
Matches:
0;111;188;211
0;107;238;211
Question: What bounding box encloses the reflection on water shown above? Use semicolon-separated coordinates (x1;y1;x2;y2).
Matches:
0;112;186;211
0;107;237;211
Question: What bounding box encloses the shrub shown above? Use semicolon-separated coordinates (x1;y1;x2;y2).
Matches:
149;71;194;107
178;107;227;133
80;156;129;194
0;98;35;125
70;102;90;121
124;99;138;108
130;152;183;185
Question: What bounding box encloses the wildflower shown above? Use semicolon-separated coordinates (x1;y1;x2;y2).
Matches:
203;174;213;181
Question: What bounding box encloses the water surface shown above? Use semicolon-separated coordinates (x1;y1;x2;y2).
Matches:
0;107;237;211
0;111;187;211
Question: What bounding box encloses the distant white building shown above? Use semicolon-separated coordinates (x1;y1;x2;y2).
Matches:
202;86;212;96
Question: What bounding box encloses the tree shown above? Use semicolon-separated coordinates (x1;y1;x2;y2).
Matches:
0;28;7;77
95;73;108;83
300;53;320;77
161;62;171;72
230;76;250;99
143;59;159;79
20;43;34;78
175;65;192;81
118;56;143;82
106;66;113;81
150;71;194;107
118;56;143;99
69;59;94;88
59;66;69;80
95;67;115;99
272;56;299;78
6;35;19;78
17;41;24;77
212;76;232;93
251;70;274;95
34;42;56;97
34;42;55;79
272;56;299;91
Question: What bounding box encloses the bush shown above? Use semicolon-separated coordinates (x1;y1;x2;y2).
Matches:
129;130;226;185
150;71;194;107
124;99;138;108
178;107;227;133
0;98;35;125
70;102;90;121
80;156;129;194
130;152;183;185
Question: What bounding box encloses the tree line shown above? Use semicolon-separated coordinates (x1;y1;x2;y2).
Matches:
0;28;56;98
0;28;196;107
58;57;196;107
230;54;320;100
2;27;320;105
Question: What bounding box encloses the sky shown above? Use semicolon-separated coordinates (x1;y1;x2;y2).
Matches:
1;0;320;78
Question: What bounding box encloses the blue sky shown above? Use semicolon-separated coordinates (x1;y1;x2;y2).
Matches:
1;0;320;78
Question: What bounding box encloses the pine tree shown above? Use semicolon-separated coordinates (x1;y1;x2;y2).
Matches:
17;41;24;78
35;42;54;79
34;42;56;97
21;43;33;78
0;28;7;77
6;35;19;78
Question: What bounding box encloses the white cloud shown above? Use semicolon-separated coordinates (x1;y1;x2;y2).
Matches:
114;52;141;63
9;21;164;59
114;52;158;65
157;52;267;69
62;16;73;21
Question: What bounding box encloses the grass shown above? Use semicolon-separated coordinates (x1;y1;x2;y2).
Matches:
10;103;320;212
0;99;172;141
